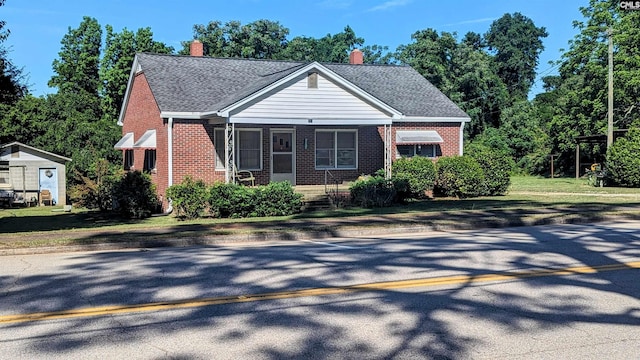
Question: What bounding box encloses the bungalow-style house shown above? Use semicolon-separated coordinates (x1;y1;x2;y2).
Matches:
116;41;470;208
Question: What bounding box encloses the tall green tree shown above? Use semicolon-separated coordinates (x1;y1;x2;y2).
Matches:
284;26;365;63
49;16;102;98
100;25;173;122
397;29;508;138
180;19;289;59
0;0;8;42
484;12;548;101
45;17;119;179
0;95;47;144
0;0;28;105
536;0;640;173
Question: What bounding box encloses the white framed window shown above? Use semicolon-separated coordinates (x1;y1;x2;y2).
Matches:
214;128;263;171
315;130;357;169
397;144;436;158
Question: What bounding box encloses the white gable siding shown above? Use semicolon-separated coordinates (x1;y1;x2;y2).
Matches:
0;149;43;161
234;75;390;120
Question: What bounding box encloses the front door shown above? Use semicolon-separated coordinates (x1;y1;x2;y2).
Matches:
39;168;58;205
271;130;295;184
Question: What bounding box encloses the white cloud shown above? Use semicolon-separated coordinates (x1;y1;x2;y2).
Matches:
441;17;496;27
367;0;412;12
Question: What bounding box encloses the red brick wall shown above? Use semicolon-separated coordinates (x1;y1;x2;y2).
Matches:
387;122;462;160
172;120;218;184
120;72;168;205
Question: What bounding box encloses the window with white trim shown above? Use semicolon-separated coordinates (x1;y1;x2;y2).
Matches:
397;144;436;158
214;128;262;171
315;130;357;169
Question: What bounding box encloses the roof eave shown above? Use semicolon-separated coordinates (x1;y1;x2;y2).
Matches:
396;116;471;123
1;141;72;162
117;55;142;126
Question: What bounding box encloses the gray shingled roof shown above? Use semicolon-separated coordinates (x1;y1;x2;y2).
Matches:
135;53;469;118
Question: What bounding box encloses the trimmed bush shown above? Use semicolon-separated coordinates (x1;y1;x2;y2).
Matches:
252;181;303;217
466;143;513;196
166;176;208;219
113;171;159;219
607;126;640;187
208;182;254;218
391;156;436;199
435;156;485;198
208;181;303;218
350;175;396;208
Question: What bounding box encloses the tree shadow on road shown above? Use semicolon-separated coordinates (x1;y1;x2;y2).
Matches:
1;221;639;358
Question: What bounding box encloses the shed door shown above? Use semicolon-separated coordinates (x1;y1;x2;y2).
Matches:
39;168;58;205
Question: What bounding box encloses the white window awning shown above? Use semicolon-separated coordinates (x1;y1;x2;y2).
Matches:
114;132;134;149
133;130;157;148
396;130;443;144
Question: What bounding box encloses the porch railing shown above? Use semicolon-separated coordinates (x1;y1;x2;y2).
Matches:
324;169;339;196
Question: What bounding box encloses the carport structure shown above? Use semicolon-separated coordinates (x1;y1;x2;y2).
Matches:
574;129;628;179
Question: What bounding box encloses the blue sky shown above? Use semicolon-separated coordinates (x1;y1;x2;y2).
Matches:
3;0;586;97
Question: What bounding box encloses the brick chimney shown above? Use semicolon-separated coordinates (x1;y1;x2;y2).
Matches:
190;39;204;57
349;49;363;65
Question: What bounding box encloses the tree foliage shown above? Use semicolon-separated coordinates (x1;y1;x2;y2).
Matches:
49;16;102;97
179;19;290;59
396;29;509;138
100;25;173;122
485;12;548;101
534;0;640;175
0;0;28;105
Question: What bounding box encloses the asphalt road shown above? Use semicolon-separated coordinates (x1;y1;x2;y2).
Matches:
1;221;639;359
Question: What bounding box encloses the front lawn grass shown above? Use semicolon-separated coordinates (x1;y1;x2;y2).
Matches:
1;176;639;237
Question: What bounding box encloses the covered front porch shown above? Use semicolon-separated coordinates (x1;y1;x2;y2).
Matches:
213;120;393;186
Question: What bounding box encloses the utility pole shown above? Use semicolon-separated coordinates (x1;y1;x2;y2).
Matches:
607;26;614;149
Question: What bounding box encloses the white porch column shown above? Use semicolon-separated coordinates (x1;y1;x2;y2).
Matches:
225;122;235;183
168;117;173;187
384;124;392;179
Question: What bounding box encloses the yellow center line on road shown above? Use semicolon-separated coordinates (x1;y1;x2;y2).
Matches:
1;261;639;325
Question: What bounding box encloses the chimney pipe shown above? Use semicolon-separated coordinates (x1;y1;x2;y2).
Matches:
349;49;363;65
190;39;204;57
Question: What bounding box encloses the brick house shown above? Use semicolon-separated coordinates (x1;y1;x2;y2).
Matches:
115;41;470;208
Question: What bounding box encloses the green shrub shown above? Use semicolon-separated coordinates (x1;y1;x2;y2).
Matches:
207;182;254;218
166;176;208;219
350;175;397;208
435;156;485;198
466;143;513;196
113;171;159;219
208;181;303;218
252;181;303;217
607;126;640;187
391;156;436;199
